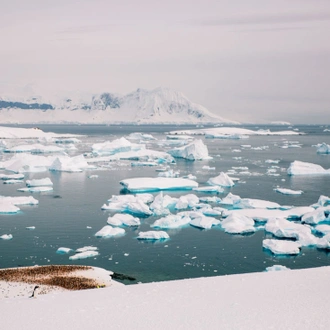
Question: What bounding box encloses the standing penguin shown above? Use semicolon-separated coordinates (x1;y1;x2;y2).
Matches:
29;285;40;298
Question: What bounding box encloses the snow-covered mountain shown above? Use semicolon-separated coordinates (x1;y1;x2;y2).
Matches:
0;85;238;125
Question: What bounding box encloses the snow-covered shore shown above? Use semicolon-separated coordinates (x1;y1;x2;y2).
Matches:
1;266;330;329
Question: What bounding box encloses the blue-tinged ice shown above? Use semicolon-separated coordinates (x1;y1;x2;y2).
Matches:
150;192;178;215
127;132;156;141
56;247;73;254
221;213;255;234
69;250;99;260
0;173;25;180
193;186;224;194
92;137;144;156
263;239;301;255
4;143;65;154
301;209;326;225
18;186;53;193
174;194;199;210
180;211;220;229
3;179;24;184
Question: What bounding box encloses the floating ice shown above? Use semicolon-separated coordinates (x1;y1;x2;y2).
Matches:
69;251;99;260
95;225;125;238
234;198;281;210
26;177;53;187
53;137;81;144
275;188;303;195
75;246;98;253
26;226;36;230
316;143;330;154
301;209;326;225
0;196;39;205
0;202;20;214
316;233;330;249
88;175;99;179
220;193;241;206
151;214;191;229
265;159;280;164
92;137;144;156
314;224;330;235
287;160;330;175
312;195;330;208
193;186;224;194
127;132;156;140
18;186;53;193
3;179;24;184
120;177;198;193
56;247;73;254
0;173;25;180
168;139;210;160
263;239;301;255
265;218;318;246
158;169;180;178
131;161;158;167
221;213;255;234
137;231;170;240
174;194;199;210
0;234;13;240
188;213;221;229
5;143;65;154
207;172;235;187
50;155;94;172
107;214;140;227
149;192;178;215
166;134;193;140
265;265;291;272
199;206;223;217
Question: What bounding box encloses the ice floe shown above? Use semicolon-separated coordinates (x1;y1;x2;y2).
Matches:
263;239;301;255
193;186;224;194
3;179;24;184
4;143;65;154
120;177;198;193
174;194;199;210
107;214;140;227
221;213;255;234
26;177;53;187
301;209;326;225
95;226;125;238
265;265;291;272
275;188;303;195
137;231;170;240
0;234;13;240
50;155;95;172
287;160;330;175
207;172;235;187
69;250;99;260
168;139;210;160
56;247;73;254
127;132;156;140
151;214;191;229
92;137;144;156
316;143;330;154
0;173;25;180
17;186;53;193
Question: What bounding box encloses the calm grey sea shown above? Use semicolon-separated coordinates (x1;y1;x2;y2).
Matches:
0;124;330;284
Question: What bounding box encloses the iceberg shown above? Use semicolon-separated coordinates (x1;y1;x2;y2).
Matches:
95;225;125;238
0;202;20;213
120;177;198;193
3;179;24;184
221;213;255;234
316;233;330;249
220;193;241;206
4;143;65;154
69;251;99;260
56;247;73;254
193;186;224;194
151;214;191;229
207;172;235;187
25;226;35;230
107;214;140;227
149;192;178;215
301;209;326;225
26;177;53;187
75;246;98;253
262;239;301;255
265;265;291;272
314;224;330;235
50;155;94;172
312;195;330;208
187;213;221;229
287;160;330;175
167;139;210;160
0;173;25;180
234;198;281;210
137;231;170;240
275;188;303;195
17;186;53;192
174;194;199;210
127;132;156;140
0;234;13;240
92;137;144;156
316;143;330;154
158;169;180;178
0;196;39;205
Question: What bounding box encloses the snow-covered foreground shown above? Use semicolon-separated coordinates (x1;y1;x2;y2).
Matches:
1;266;330;329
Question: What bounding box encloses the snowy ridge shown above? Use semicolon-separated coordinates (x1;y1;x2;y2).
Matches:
0;86;237;125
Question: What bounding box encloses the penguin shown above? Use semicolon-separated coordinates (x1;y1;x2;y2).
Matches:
29;285;40;298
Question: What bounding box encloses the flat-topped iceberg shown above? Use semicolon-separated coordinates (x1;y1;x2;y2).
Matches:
4;143;65;154
17;186;53;192
0;202;20;214
120;177;198;193
167;139;210;160
107;214;140;227
137;231;170;240
0;196;39;205
287;160;330;175
102;196;152;216
316;143;330;154
263;238;301;255
95;225;125;238
69;250;99;260
92;137;144;156
207;172;235;187
151;214;191;229
221;213;255;234
26;177;53;187
193;186;224;194
0;173;25;180
275;188;303;195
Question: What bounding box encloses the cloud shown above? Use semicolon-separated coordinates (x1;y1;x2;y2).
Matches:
193;12;330;26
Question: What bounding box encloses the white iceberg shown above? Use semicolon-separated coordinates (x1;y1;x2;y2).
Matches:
50;155;94;172
263;239;301;255
220;193;241;206
149;192;178;215
3;179;24;184
193;186;224;194
151;214;191;229
189;213;221;229
316;143;330;154
127;132;156;140
301;209;326;225
221;213;255;234
0;196;39;205
137;231;170;240
158;169;180;178
287;160;330;175
174;194;199;210
18;186;53;192
5;143;65;154
75;246;98;253
314;224;330;235
234;198;281;210
0;234;13;240
56;247;73;254
69;251;99;260
265;265;291;272
107;214;140;227
207;172;235;187
26;177;53;187
275;188;303;195
95;225;125;238
312;195;330;208
92;137;144;156
0;202;20;213
168;139;210;160
0;173;25;180
120;177;198;193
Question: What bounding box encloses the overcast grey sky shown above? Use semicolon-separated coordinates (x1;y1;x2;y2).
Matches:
1;0;330;124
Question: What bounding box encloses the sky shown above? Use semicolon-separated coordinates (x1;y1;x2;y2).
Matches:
0;0;330;124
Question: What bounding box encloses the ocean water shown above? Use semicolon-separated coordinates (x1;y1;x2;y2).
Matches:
0;124;330;284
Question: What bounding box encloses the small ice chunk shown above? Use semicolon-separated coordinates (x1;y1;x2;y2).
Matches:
95;226;125;238
69;251;99;260
234;198;281;210
26;177;53;187
26;226;36;230
219;193;241;206
137;231;170;240
207;172;235;187
316;143;330;154
221;213;255;234
0;234;13;240
107;214;140;227
275;188;303;195
88;175;99;179
263;239;301;255
265;265;291;272
3;179;24;184
56;247;73;254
